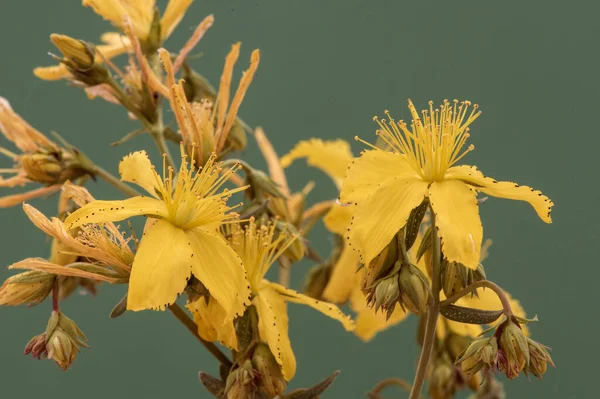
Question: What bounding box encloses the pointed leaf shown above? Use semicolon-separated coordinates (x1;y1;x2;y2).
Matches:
199;372;225;398
282;371;340;399
404;199;428;251
440;304;504;325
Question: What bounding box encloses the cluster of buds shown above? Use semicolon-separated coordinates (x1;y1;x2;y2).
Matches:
441;259;486;298
24;310;89;371
363;231;431;318
456;316;554;380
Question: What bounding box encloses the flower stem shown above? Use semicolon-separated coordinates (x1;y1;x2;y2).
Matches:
368;377;422;399
409;209;441;399
168;304;233;369
278;256;291;288
52;278;60;312
90;164;142;197
439;280;513;317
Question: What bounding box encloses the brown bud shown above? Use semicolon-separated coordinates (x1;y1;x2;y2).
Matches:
361;237;398;291
368;272;400;317
252;344;287;397
25;311;89;371
428;358;456;399
524;337;554;378
225;360;260;399
497;319;529;379
456;337;499;377
19;152;63;183
50;34;95;70
398;263;430;314
0;271;54;306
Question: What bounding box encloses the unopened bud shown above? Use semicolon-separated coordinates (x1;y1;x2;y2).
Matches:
398;263;430;314
0;271;54;306
368;273;400;317
525;338;554;378
225;360;259;399
456;337;499;377
428;358;456;399
497;318;529;379
50;34;95;70
361;237;398;291
252;344;287;397
442;260;486;299
274;221;305;263
445;333;472;361
20;152;63;183
25;311;89;371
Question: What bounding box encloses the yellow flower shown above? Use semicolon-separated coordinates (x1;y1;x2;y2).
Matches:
83;0;192;41
190;220;354;381
34;33;132;81
64;149;251;315
0;97;66;207
342;99;553;270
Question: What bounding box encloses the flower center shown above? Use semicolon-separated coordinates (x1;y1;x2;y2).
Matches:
374;99;481;182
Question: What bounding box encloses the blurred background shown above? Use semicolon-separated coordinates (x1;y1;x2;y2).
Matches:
0;0;596;397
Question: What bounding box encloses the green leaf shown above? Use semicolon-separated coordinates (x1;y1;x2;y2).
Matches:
440;304;504;325
282;371;340;399
405;200;429;251
198;372;225;398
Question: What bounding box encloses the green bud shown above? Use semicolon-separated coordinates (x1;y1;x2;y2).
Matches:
371;274;400;316
0;271;54;307
398;263;430;314
361;236;398;291
456;336;498;377
226;122;247;152
252;344;287;397
225;360;259;399
525;338;554;378
428;357;456;399
50;34;95;70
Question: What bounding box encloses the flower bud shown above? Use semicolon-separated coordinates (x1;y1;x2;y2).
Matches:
398;263;430;314
225;360;259;399
226;122;247;152
428;358;456;399
361;237;398;291
441;260;486;299
368;273;400;317
50;34;96;70
445;333;472;361
456;337;499;377
497;318;529;379
24;311;89;371
524;338;554;379
252;344;287;397
19;152;64;183
274;221;305;263
0;271;54;306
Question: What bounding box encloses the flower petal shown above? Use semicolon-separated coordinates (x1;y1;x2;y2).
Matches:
339;149;417;204
429;180;482;270
268;282;355;331
445;165;553;223
186;296;238;350
64;197;167;229
348;177;428;266
281;139;353;188
254;286;296;380
187;229;251;322
33;65;71;81
0;184;62;208
127;220;192;311
350;274;408;342
255;127;290;196
322;243;360;304
161;0;194;39
323;203;353;235
119;151;161;197
9;257;116;282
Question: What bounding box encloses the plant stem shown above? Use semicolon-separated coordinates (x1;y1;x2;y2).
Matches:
439;280;513;317
368;377;422;399
52;278;60;312
409;209;441;399
278;256;291;288
168;304;233;369
90;164;142;197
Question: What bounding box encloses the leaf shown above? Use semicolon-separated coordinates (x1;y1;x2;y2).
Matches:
199;372;225;398
415;225;432;262
282;371;340;399
109;294;128;318
440;304;504;325
404;199;429;251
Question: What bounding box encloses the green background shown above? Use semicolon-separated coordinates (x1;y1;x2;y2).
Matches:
0;1;595;397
